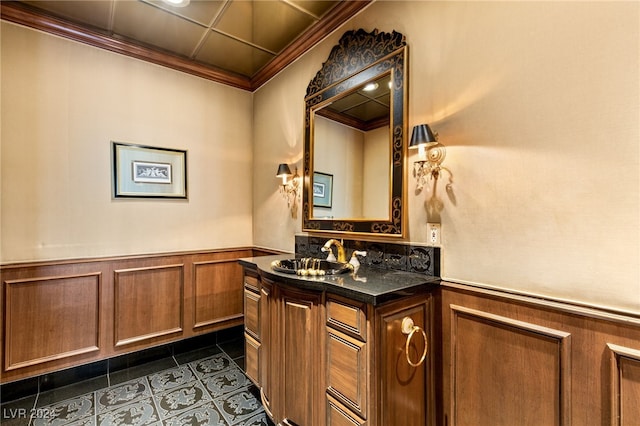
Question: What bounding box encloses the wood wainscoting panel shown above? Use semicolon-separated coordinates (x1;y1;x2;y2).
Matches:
114;264;184;347
607;343;640;425
4;273;101;370
193;259;244;330
1;247;273;383
449;305;571;426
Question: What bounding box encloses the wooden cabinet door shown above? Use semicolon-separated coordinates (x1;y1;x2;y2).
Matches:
244;287;261;339
279;285;324;426
377;294;432;426
259;279;276;420
244;333;260;385
327;395;367;426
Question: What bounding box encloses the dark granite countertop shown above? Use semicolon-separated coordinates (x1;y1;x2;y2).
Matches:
239;254;440;305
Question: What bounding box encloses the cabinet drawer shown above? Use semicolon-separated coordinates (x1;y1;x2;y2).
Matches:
244;287;261;339
326;328;368;418
327;394;366;426
244;273;259;292
244;333;261;386
327;296;367;341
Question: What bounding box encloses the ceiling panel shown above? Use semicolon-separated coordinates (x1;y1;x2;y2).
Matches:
216;0;315;53
145;0;225;26
114;1;208;57
196;30;274;76
22;0;113;30
289;0;339;19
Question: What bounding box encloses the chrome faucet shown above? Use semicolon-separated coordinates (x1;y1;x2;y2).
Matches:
322;239;346;263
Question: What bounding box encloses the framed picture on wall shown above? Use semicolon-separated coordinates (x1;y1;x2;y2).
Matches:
313;172;333;208
112;142;187;199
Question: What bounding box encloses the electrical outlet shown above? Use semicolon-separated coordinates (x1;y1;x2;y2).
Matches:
428;223;441;245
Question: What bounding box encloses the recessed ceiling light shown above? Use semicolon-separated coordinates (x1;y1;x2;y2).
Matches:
163;0;190;7
363;82;379;92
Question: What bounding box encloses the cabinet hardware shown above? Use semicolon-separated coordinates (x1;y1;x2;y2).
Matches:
401;317;428;367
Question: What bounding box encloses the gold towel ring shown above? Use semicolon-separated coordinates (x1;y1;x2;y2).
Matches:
401;317;428;367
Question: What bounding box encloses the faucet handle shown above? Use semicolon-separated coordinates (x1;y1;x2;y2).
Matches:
349;251;367;268
322;246;336;262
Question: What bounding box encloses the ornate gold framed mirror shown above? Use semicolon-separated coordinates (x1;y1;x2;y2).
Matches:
303;29;407;237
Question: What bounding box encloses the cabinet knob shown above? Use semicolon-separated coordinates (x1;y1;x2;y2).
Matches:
401;317;428;367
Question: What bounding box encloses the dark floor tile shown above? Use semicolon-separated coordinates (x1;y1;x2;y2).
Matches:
34;393;94;425
35;374;108;407
0;332;259;426
0;413;30;426
109;345;173;373
0;395;36;426
173;332;217;355
97;395;158;425
0;376;38;403
216;325;243;343
201;366;250;399
174;345;222;365
39;360;108;393
233;356;246;370
218;338;244;359
163;401;223;426
109;357;177;386
147;365;195;394
95;377;151;414
190;354;234;380
212;386;264;424
154;380;211;418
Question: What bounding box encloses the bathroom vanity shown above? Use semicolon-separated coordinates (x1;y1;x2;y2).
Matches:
241;28;441;425
239;254;440;426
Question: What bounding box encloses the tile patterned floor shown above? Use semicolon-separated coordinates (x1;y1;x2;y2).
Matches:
2;344;270;426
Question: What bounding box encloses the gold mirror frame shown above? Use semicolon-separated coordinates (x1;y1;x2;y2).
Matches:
303;29;407;237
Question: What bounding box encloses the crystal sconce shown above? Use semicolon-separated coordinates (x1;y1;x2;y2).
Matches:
409;124;447;191
276;163;300;218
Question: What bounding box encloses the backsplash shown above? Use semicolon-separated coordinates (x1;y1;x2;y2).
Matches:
295;235;440;277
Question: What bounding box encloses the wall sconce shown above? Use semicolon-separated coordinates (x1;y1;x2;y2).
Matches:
409;124;447;191
276;163;300;218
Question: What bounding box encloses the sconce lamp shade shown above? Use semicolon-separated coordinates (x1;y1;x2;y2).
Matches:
409;124;438;149
276;163;292;178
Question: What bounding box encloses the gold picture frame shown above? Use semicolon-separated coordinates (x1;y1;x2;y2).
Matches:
112;142;187;199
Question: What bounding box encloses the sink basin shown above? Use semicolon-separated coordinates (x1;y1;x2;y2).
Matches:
271;258;352;276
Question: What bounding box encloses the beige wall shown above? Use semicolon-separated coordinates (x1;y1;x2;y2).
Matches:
253;1;640;313
1;22;254;262
2;2;638;313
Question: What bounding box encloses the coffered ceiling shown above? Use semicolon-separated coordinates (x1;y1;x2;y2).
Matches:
1;0;371;91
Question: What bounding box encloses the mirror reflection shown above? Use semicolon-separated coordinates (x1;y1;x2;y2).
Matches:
312;74;391;219
303;28;407;237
